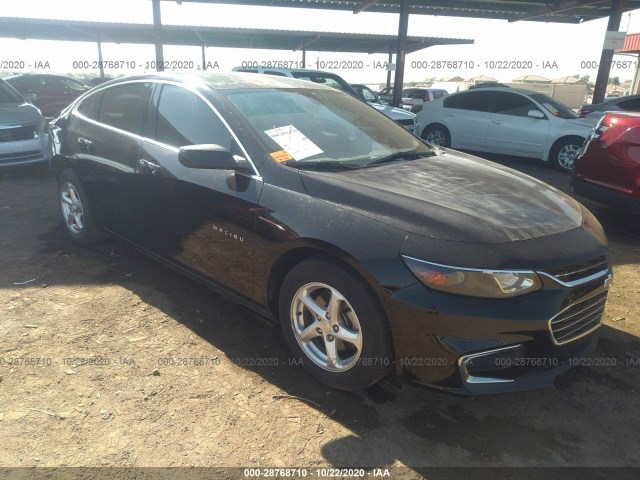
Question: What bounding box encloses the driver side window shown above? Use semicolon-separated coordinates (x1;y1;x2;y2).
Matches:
155;84;233;150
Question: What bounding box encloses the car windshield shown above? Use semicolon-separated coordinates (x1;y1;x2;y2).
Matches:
529;93;578;119
0;80;25;104
224;88;434;167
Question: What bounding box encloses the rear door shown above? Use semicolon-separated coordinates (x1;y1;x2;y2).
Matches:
441;91;492;149
136;83;262;299
69;81;153;240
484;91;550;158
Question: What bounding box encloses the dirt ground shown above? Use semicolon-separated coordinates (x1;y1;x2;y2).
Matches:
1;155;639;476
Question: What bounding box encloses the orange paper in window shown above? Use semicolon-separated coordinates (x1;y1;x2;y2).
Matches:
270;150;294;163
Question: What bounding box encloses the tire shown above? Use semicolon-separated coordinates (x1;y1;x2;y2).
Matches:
278;256;393;391
57;168;104;245
550;137;584;172
421;124;450;147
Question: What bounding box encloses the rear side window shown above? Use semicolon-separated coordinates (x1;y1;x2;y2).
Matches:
155;84;232;149
76;91;103;120
444;91;491;112
98;83;152;135
433;90;445;100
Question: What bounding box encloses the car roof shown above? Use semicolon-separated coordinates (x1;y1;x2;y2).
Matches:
457;87;540;96
89;72;337;92
601;94;640;104
4;73;79;80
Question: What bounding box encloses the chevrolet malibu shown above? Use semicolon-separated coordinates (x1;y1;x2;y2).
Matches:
49;73;612;394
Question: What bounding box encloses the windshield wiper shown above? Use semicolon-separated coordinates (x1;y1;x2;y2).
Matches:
282;160;362;170
362;149;437;167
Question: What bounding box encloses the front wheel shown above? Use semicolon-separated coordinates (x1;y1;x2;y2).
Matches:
551;137;584;172
421;124;451;147
279;257;393;391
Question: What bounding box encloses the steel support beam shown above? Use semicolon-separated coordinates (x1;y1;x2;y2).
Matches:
593;0;626;104
97;34;104;79
152;0;165;71
392;0;409;107
354;1;379;14
508;0;606;22
386;45;393;89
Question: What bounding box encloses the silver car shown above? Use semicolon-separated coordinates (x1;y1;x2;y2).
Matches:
0;78;51;168
416;88;597;172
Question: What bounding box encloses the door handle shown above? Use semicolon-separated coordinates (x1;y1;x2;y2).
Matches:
491;120;503;125
138;158;161;175
77;137;93;146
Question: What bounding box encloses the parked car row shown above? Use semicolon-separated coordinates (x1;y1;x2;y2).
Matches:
47;72;612;395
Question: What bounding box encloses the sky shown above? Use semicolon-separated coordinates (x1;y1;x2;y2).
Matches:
1;0;640;86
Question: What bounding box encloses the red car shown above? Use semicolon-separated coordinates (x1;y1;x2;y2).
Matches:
572;111;640;214
4;74;90;118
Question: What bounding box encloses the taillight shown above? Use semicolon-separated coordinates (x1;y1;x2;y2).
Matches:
410;104;423;113
592;115;626;145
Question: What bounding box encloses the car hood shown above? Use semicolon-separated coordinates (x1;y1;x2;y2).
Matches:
0;102;42;125
370;103;415;121
567;117;597;128
298;150;583;244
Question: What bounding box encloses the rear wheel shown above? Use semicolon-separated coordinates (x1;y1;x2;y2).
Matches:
551;137;584;172
279;257;393;391
57;168;103;245
421;124;450;147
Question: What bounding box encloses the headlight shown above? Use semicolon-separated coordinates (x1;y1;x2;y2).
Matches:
402;256;542;299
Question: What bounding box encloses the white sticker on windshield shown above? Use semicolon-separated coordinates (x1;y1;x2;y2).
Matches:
264;125;323;160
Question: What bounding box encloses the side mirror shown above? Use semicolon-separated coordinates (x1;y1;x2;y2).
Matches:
528;110;545;119
23;93;37;104
178;144;248;170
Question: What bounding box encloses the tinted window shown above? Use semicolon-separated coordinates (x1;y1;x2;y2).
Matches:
6;76;35;90
155;84;232;149
433;90;445;100
529;93;578;119
444;91;491;111
492;91;539;117
403;89;427;100
76;91;103;120
618;98;640;111
0;79;24;104
98;82;151;135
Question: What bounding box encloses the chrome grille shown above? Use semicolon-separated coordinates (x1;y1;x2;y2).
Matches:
549;290;607;345
0;124;38;142
541;255;608;285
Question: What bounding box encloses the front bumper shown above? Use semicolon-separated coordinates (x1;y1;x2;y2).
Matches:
388;267;611;395
0;123;51;168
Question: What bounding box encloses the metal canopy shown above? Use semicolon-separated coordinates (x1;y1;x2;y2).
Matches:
0;16;471;54
163;0;640;24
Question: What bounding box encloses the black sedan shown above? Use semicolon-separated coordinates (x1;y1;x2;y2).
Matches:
49;73;612;394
